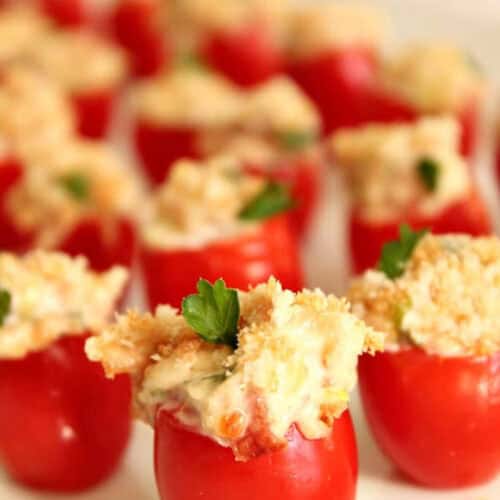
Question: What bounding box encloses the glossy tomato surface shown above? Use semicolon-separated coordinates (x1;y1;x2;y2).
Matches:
134;120;200;185
58;217;136;272
39;0;88;27
246;157;322;239
201;23;284;88
0;159;33;253
155;409;357;500
359;349;500;488
71;88;119;139
140;215;303;309
288;47;379;135
111;0;169;77
349;190;492;274
0;335;131;492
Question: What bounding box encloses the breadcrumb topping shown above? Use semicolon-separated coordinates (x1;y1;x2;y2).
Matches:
380;43;485;112
0;251;127;359
27;30;127;92
6;140;140;248
349;234;500;357
287;4;387;59
0;63;75;163
132;68;244;127
330;117;470;221
142;156;264;250
86;278;382;459
241;77;320;137
0;6;50;63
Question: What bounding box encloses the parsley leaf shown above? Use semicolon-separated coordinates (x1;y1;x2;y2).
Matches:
0;288;11;327
58;173;89;201
279;131;315;151
176;53;209;71
417;157;440;193
182;279;240;348
379;224;428;279
238;182;295;221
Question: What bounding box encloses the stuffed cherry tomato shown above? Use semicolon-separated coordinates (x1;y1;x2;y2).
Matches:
331;117;491;274
111;0;170;77
349;232;500;488
87;278;383;500
4;140;139;272
0;252;131;492
365;44;484;158
132;68;242;184
286;4;385;135
139;157;303;309
27;30;127;139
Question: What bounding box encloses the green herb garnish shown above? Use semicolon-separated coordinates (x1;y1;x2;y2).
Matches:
182;279;240;348
279;131;315;151
239;182;295;221
417;157;440;193
0;288;11;327
379;224;428;279
58;173;89;201
176;52;209;71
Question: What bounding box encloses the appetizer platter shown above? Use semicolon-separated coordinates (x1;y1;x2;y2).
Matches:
0;0;499;499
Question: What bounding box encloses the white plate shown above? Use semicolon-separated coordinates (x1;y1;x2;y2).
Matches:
2;0;500;498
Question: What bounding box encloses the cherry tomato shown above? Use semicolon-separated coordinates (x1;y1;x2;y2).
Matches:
364;88;480;159
201;23;284;88
155;409;357;500
71;88;118;140
140;215;303;309
134;120;201;184
39;0;88;27
287;47;379;135
359;348;500;488
0;335;131;492
245;157;322;239
0;159;33;253
111;0;170;77
349;190;492;274
58;217;136;273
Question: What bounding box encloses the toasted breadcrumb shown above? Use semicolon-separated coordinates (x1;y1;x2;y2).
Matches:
0;251;127;359
86;278;382;460
142;155;264;250
132;68;244;127
330;117;470;221
6;140;141;248
381;43;485;113
287;4;387;59
0;63;75;162
27;30;127;92
349;234;500;357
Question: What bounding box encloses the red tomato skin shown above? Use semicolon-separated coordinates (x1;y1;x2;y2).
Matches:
71;88;119;140
201;23;284;88
0;335;131;492
364;88;479;159
111;0;170;77
349;190;492;274
140;215;303;309
359;349;500;488
39;0;88;27
245;158;323;239
0;160;34;252
287;47;379;135
155;409;357;500
134;120;200;185
57;217;136;273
